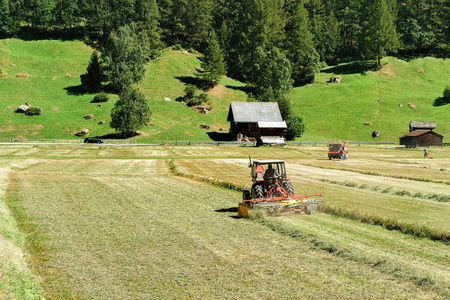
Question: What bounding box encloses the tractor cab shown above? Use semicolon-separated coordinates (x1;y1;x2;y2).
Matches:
250;159;287;183
245;159;293;200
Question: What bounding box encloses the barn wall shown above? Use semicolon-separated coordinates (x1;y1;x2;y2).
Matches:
231;123;258;138
418;133;443;147
400;136;418;148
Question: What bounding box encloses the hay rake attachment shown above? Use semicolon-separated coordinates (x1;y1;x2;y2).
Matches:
238;194;323;218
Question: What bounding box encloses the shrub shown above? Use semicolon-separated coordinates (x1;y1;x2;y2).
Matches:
198;93;209;101
186;98;202;107
184;84;197;99
25;107;42;116
92;93;109;103
433;85;450;106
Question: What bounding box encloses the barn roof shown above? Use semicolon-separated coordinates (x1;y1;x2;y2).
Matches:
403;130;444;137
227;102;284;123
410;121;437;130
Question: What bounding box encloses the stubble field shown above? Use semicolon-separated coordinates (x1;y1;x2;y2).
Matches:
0;144;449;299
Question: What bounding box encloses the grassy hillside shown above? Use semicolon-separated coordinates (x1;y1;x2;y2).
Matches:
0;38;448;142
294;57;450;141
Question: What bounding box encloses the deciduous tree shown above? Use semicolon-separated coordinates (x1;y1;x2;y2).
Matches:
102;23;146;92
110;87;151;137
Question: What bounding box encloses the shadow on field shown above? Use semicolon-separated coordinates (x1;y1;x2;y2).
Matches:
207;131;233;141
225;85;251;94
215;207;240;219
323;60;378;75
96;132;141;139
433;97;449;107
64;85;90;96
175;76;205;89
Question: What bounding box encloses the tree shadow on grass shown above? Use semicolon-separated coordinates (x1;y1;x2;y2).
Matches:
175;76;206;89
433;97;449;107
64;85;89;96
322;60;378;75
225;84;251;94
95;132;141;139
65;83;114;96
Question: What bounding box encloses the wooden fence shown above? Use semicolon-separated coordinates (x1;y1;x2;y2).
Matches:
0;139;401;146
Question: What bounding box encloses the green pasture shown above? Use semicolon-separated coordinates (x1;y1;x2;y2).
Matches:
1;145;449;299
294;57;450;141
0;38;449;143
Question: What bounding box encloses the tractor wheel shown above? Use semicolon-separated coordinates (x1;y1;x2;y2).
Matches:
252;184;264;199
283;182;295;195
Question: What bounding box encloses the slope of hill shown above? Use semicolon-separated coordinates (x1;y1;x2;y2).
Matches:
293;57;449;142
0;39;448;143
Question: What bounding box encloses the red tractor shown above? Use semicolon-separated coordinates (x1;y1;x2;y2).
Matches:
239;158;322;217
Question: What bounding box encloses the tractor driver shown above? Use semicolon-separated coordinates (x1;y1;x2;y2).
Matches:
264;164;279;184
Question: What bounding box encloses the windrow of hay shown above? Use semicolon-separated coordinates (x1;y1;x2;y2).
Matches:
252;216;450;299
319;203;450;244
301;163;450;186
0;167;42;299
320;178;450;203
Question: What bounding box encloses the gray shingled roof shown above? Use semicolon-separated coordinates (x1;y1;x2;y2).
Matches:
410;121;437;129
227;101;284;123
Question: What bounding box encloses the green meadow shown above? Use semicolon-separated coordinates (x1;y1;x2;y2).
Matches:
0;38;449;142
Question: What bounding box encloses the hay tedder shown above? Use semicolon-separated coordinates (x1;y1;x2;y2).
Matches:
238;157;323;218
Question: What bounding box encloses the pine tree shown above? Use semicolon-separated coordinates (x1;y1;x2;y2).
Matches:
234;0;286;80
359;0;398;69
0;0;11;36
82;50;103;92
110;87;152;137
285;0;320;85
135;0;164;59
198;32;227;87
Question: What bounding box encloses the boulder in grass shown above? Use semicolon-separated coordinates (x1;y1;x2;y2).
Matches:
75;128;90;136
15;103;31;113
372;130;379;138
198;124;210;130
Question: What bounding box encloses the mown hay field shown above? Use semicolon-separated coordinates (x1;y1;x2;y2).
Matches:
0;145;449;299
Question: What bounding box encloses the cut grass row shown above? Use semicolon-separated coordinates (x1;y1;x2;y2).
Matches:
321;178;450;202
252;213;450;298
0;163;42;299
6;159;443;298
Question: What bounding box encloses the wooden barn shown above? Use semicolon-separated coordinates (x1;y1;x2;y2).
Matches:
227;101;287;145
400;121;444;148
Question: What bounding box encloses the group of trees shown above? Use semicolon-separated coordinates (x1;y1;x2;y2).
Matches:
83;24;151;137
2;0;448;138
